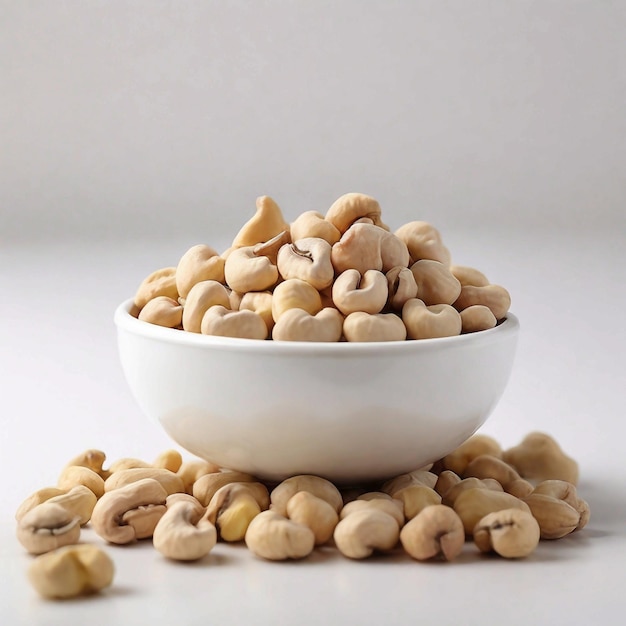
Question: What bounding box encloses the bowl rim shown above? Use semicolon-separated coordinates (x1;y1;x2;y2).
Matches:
115;298;519;355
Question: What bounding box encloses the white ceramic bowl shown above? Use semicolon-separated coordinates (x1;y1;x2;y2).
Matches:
114;299;519;485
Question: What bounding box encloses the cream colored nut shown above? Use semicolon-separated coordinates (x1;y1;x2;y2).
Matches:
523;493;580;539
271;278;323;322
232;196;290;247
104;467;184;496
434;470;462;497
165;492;205;511
286;491;339;545
505;478;535;499
332;269;388;316
91;478;168;544
402;299;462;340
453;487;530;536
340;498;404;528
343;312;407;342
443;434;503;475
356;491;396;502
239;291;275;332
252;230;291;265
153;499;217;561
107;457;152;473
382;469;438;495
532;480;590;531
270;475;343;516
28;544;114;599
325;192;385;234
182;280;231;333
386;266;418;310
121;503;167;539
453;284;511;320
224;245;279;293
450;265;490;287
333;509;399;559
17;503;81;555
229;289;243;310
201;306;269;340
245;510;315;560
392;485;442;521
272;307;344;342
502;432;579;485
290;210;341;245
473;508;540;558
442;477;503;507
65;449;108;479
177;459;221;494
153;449;183;473
138;296;183;328
45;485;97;526
58;466;105;499
409;260;461;306
400;504;464;561
331;223;408;275
15;487;67;522
193;471;257;507
175;244;225;299
460;305;497;333
394;221;451;265
134;267;179;310
463;454;521;488
277;238;334;290
206;482;269;542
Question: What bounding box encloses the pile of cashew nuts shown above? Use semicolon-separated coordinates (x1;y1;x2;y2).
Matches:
132;193;511;341
17;432;588;599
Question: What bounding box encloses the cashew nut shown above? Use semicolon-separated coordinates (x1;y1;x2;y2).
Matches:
382;469;438;495
17;502;81;555
460;304;497;333
270;475;343;516
473;508;540;558
392;485;442;521
138;296;183;328
402;299;462;340
245;510;315;560
200;306;269;340
44;485;97;526
15;487;67;522
463;454;521;489
252;230;291;265
332;269;388;316
176;459;221;494
182;280;231;333
104;467;184;495
272;307;344;342
153;449;183;473
394;221;451;265
333;509;399;559
224;245;279;293
441;477;504;507
232;196;290;248
134;266;179;310
400;504;465;561
532;480;589;530
176;244;225;299
286;491;339;545
339;498;404;528
522;493;580;540
453;284;511;321
450;265;490;287
442;434;503;475
64;449;108;478
343;311;407;342
58;466;105;498
325;192;385;234
277;238;334;290
385;266;418;310
192;470;257;507
409;260;462;306
290;210;341;245
434;470;462;497
271;278;323;322
239;291;275;332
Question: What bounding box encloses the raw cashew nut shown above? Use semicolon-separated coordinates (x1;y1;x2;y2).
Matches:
453;284;511;321
65;449;108;478
91;478;168;544
15;487;67;522
176;244;225;299
200;306;269;340
325;192;385;234
502;432;579;485
290;210;341;245
443;434;503;475
333;509;399;559
402;299;462;340
343;312;407;342
270;475;343;516
239;291;275;332
392;485;442;521
153;498;217;561
193;471;257;507
45;485;98;526
104;467;184;495
176;459;221;494
28;544;114;599
463;454;521;489
134;267;179;310
473;508;540;558
232;196;290;248
17;503;81;555
522;493;580;539
382;469;438;495
386;266;418;310
460;305;497;333
138;296;183;328
58;466;105;499
182;280;231;333
394;221;451;265
277;238;334;290
450;265;490;287
153;449;183;473
505;478;535;499
339;498;404;528
286;491;339;545
400;504;465;561
434;470;462;497
441;477;504;507
410;260;461;306
271;279;323;322
532;480;590;530
272;307;343;342
332;269;388;316
224;246;279;293
245;510;315;560
252;230;291;265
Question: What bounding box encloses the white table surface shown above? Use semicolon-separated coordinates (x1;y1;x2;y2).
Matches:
2;227;625;625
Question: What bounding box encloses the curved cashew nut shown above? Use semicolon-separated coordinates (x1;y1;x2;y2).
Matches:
333;509;399;559
522;493;580;539
290;210;341;245
270;475;343;517
17;502;81;555
176;459;221;495
232;196;290;248
153;499;217;561
343;312;407;342
531;480;589;531
104;467;185;495
16;487;67;522
176;244;225;299
58;466;105;498
339;498;404;528
64;449;108;478
224;246;279;293
410;260;461;306
386;266;418;310
460;305;497;333
239;291;275;332
332;269;388;316
382;469;438;495
442;434;503;476
272;307;344;342
253;230;291;265
138;296;183;328
181;280;231;333
134;267;179;310
200;306;269;340
153;449;184;473
450;264;490;287
473;508;540;558
192;471;257;507
392;485;442;521
441;477;504;507
271;279;323;322
325;192;386;234
277;238;334;290
453;284;511;321
45;485;98;526
245;510;315;560
463;454;521;488
286;491;339;545
91;478;169;544
402;299;462;340
394;221;451;265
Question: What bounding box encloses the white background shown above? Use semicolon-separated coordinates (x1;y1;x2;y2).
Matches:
1;2;625;625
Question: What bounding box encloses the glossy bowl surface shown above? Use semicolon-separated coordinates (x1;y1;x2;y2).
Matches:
115;299;519;484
